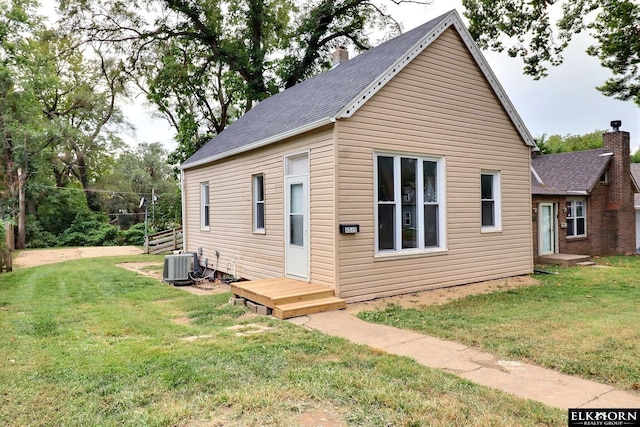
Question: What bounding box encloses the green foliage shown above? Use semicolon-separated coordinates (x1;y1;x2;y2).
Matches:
59;211;119;246
463;0;640;106
535;130;604;154
631;147;640;163
118;222;146;246
24;215;57;248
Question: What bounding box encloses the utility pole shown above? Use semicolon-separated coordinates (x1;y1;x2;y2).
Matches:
151;188;156;226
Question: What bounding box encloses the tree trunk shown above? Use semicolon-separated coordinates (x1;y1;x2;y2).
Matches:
17;168;26;249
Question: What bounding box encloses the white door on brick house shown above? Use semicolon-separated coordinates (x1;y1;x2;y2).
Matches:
284;154;309;280
539;202;557;255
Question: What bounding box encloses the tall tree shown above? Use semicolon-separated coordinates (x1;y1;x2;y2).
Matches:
0;0;49;248
31;30;129;211
58;0;413;163
463;0;640;106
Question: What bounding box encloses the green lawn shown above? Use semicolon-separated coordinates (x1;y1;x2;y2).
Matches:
359;257;640;392
0;255;564;426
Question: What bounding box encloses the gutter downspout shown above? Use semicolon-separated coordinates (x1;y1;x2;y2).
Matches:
180;169;187;252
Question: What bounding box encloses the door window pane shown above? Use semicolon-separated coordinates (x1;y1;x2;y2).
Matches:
290;214;303;246
290;183;303;214
541;205;552;252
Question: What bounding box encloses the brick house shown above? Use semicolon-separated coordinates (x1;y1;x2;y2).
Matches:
531;127;638;258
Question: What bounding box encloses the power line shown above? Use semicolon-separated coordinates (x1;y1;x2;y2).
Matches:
35;185;176;197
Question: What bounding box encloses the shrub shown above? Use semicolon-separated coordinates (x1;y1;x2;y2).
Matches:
118;223;146;246
59;211;120;247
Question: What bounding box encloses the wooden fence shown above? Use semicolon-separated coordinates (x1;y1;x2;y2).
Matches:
144;227;183;255
1;221;14;273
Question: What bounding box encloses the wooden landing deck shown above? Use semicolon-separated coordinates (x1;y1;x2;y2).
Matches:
231;278;346;319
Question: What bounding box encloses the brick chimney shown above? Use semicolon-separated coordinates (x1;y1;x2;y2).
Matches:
602;120;635;254
332;46;349;66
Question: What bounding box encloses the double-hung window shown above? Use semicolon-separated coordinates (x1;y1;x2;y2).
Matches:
200;182;210;230
375;154;445;254
253;174;265;232
481;171;501;231
566;199;586;237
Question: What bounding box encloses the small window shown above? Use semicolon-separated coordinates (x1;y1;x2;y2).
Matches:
600;172;608;184
566;199;586;237
403;211;412;226
481;171;501;231
253;174;265;232
200;182;210;230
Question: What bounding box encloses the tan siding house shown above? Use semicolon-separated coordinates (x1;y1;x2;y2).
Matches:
180;10;536;302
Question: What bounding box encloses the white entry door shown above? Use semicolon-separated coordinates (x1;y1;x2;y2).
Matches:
539;203;556;255
285;175;309;280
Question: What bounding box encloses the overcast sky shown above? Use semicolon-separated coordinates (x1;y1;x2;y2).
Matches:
118;1;639;151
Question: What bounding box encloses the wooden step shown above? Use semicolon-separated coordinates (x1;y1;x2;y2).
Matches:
231;280;335;307
273;297;347;320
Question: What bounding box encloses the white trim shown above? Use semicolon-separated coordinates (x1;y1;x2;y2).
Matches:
538;202;557;255
531;166;544;186
284;152;310;281
481;170;502;232
200;182;210;231
180;170;187;250
180;118;333;170
252;173;265;232
566;198;587;238
374;152;447;256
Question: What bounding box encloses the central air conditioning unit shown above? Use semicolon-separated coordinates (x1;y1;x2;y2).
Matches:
163;252;200;285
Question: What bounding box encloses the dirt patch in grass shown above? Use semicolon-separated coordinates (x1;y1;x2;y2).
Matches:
13;246;144;268
346;275;539;314
172;316;192;326
117;262;231;296
295;407;347;427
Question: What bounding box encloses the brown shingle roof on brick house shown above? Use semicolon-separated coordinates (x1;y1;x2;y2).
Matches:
531;149;611;196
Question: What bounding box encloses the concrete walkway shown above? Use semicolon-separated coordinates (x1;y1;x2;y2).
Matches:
289;311;640;410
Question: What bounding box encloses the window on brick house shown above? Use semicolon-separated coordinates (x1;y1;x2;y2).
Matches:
566;199;586;237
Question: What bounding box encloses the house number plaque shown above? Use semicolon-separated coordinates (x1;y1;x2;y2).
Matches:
339;224;360;234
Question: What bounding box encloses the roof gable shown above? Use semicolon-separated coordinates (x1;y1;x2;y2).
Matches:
531;149;611;196
182;10;535;170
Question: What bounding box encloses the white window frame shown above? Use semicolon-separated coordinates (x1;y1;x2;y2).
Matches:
374;153;446;256
200;182;210;231
253;173;265;233
566;198;586;238
481;171;502;232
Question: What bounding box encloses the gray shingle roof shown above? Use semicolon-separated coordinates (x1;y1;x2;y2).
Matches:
531;149;611;196
181;12;451;169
